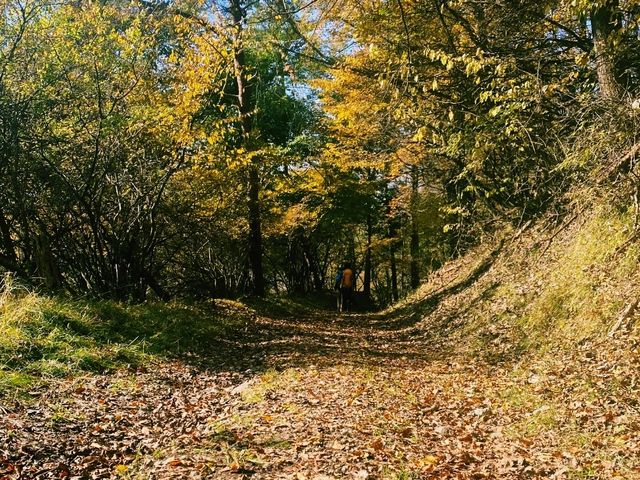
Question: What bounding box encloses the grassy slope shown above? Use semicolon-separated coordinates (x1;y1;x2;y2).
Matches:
0;288;255;398
395;201;640;360
376;200;640;478
0;282;340;399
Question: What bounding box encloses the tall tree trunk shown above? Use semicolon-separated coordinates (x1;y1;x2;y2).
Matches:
286;234;300;293
248;163;265;295
410;166;421;289
390;249;399;301
346;234;357;289
388;215;400;302
230;0;265;296
301;234;323;291
591;1;624;101
390;242;399;302
410;225;420;289
34;232;62;290
364;212;372;297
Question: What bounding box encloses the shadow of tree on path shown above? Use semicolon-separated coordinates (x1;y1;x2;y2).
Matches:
232;241;505;372
364;240;504;331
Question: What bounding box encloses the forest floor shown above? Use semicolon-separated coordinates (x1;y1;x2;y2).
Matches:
2;298;640;480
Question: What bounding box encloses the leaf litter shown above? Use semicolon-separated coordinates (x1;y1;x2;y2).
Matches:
1;308;640;479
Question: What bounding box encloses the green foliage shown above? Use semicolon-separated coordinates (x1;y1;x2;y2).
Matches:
311;0;640;252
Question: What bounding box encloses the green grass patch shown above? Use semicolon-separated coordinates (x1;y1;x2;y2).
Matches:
259;437;291;449
0;370;37;394
0;281;251;397
519;206;634;347
240;367;301;404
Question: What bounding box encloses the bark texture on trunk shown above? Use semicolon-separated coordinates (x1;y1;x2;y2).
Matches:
591;1;624;101
248;163;264;296
388;217;400;302
34;233;62;290
364;213;372;297
390;246;399;302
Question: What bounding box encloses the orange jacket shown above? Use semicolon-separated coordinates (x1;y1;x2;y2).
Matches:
341;268;354;288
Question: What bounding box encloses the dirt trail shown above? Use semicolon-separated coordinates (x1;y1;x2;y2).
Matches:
2;308;639;479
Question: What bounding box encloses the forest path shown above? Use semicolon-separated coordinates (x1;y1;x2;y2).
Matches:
2;306;636;479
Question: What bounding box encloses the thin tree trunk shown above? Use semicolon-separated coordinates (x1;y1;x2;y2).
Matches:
388;215;400;302
591;1;624;101
0;208;18;271
390;244;399;302
410;166;421;289
301;234;323;291
410;226;420;289
364;212;372;297
144;269;171;301
34;232;62;290
248;163;265;295
345;234;357;292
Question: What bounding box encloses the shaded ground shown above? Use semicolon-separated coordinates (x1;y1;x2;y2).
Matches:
2;299;640;479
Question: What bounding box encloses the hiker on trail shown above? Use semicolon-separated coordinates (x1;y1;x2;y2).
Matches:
335;263;355;313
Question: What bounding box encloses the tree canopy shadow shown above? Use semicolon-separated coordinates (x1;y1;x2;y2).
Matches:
363;241;504;332
221;243;505;372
